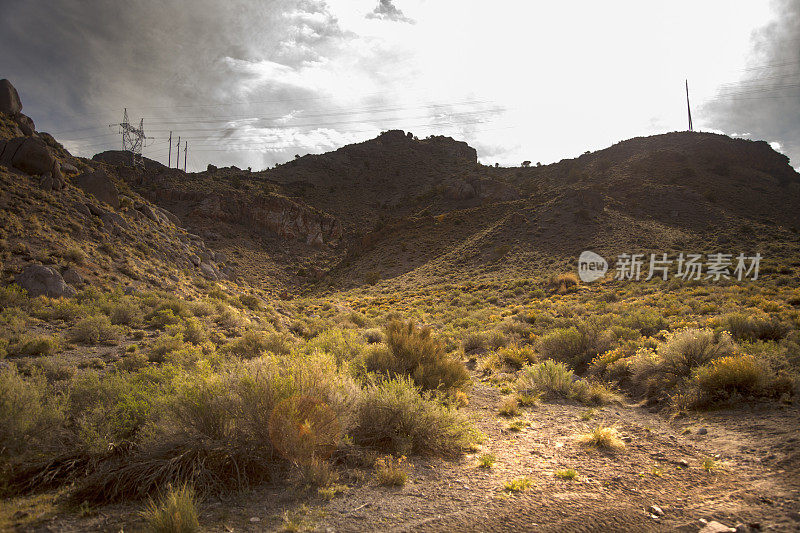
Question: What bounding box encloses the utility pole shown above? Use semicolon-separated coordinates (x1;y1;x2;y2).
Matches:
685;79;693;132
168;131;172;167
176;136;181;169
183;141;187;172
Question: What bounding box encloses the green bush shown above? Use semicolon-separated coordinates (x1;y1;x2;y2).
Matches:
517;360;575;399
0;365;65;461
306;328;364;363
352;376;476;456
108;299;143;326
11;334;60;357
720;313;789;342
71;315;121;345
536;322;610;370
226;330;292;358
620;308;667;336
630;328;738;399
0;285;28;309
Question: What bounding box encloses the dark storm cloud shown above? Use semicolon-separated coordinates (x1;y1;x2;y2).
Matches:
366;0;415;24
704;0;800;167
0;0;350;167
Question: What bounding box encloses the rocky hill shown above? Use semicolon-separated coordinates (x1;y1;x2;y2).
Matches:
3;77;800;295
0;80;235;299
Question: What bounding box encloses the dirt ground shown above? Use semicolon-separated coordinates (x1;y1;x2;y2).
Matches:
4;369;800;532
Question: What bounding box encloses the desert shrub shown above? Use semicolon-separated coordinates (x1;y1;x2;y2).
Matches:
497;396;519;417
363;328;384;344
719;313;789;342
189;299;216;317
0;284;28;309
11;334;60;357
182;317;208;345
141;483;201;533
63;246;86;265
549;273;579;293
485;330;508;351
214;304;249;332
620;308;667;336
569;379;620;406
486;345;537;371
536;322;610;370
226;330;292;358
679;354;781;408
238;294;262;311
108;299;143;326
306;328;364;363
630;328;737;399
352;376;476;456
364;320;469;391
71;353;355;503
149;334;187;363
0;366;65;461
517;360;575;399
148;309;182;330
71;315;121;345
462;332;486;353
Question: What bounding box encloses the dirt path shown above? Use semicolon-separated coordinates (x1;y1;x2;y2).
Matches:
11;372;800;532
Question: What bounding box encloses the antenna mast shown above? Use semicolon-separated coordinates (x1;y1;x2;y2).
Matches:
685;80;693;132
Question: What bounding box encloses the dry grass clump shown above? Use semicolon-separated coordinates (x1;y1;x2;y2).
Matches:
549;273;579;294
497;396;519;417
577;426;625;451
362;320;469;391
141;483;201;533
374;455;408;486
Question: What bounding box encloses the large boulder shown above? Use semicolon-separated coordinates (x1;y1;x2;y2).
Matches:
15;113;36;136
73;169;120;209
0;79;22;115
0;137;63;182
15;264;76;298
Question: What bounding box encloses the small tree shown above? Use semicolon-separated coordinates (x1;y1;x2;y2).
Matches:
522;160;531;167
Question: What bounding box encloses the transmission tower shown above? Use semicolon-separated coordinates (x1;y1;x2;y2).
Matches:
111;108;152;168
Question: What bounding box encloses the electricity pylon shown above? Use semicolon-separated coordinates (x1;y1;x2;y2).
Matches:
111;108;152;168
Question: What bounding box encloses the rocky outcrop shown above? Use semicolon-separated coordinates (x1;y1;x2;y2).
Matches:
0;80;38;137
0;137;65;189
15;264;76;298
188;193;343;246
443;179;476;200
73;169;120;208
0;79;22;115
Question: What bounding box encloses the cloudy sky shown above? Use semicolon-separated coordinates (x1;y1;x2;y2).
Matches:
1;0;798;171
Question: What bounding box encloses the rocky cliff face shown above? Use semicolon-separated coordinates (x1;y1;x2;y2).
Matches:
188;192;343;246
